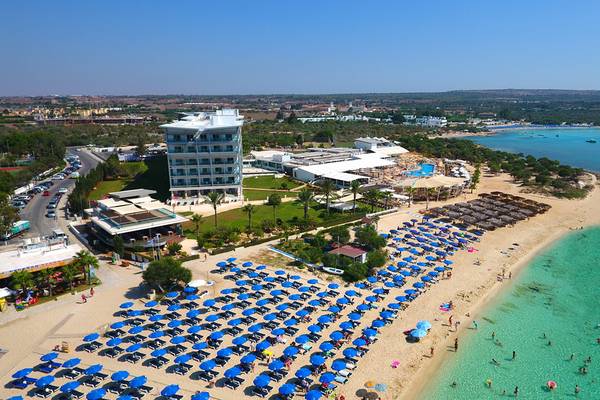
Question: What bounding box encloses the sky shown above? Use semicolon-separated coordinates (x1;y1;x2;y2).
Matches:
1;0;600;96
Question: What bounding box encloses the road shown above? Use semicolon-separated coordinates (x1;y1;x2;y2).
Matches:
18;148;102;240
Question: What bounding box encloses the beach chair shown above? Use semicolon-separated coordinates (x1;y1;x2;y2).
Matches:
214;356;229;367
197;371;214;382
252;386;272;398
35;385;58;398
38;361;61;373
173;363;191;375
224;376;244;389
62;366;85;379
10;377;35;389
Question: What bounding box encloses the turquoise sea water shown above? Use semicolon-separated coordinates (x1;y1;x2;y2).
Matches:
468;127;600;172
423;227;600;399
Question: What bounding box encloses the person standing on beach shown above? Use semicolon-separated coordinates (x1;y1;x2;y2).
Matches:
454;338;459;352
472;320;478;330
449;315;453;326
430;347;434;357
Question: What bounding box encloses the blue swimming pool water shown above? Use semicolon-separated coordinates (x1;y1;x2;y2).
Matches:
406;163;435;177
422;227;600;399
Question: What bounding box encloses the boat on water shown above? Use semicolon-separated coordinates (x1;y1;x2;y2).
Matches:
585;139;597;143
322;266;344;275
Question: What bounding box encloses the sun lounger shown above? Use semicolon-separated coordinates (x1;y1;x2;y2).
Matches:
173;363;192;375
38;361;61;373
35;385;58;398
224;376;244;389
252;385;272;398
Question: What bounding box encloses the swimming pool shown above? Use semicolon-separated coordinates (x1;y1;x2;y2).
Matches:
405;163;435;177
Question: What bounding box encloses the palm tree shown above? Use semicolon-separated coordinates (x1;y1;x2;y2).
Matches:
363;189;380;213
241;204;256;230
206;192;224;227
425;187;437;210
404;187;415;206
11;270;33;295
61;264;79;291
190;213;203;239
381;191;392;209
296;188;314;220
73;250;99;285
350;180;361;213
266;193;282;223
36;269;56;297
318;179;336;214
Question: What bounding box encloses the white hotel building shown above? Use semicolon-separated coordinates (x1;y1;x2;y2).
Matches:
161;109;244;200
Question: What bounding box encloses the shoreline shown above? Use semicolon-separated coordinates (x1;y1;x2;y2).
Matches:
400;226;577;400
435;125;600;139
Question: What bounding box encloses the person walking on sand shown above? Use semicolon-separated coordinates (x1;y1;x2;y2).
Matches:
509;271;512;279
430;347;434;357
449;315;453;326
89;286;94;297
81;294;87;303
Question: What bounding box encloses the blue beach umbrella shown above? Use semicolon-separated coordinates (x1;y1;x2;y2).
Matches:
84;364;103;375
295;367;311;379
279;383;295;395
170;336;186;345
151;349;167;358
281;281;293;288
210;331;224;340
318;315;331;324
200;360;216;371
264;313;278;321
60;381;80;393
348;312;361;321
111;370;129;381
165;291;179;299
284;318;298;327
306;390;322;400
310;354;325;366
149;314;164;322
254;374;271;388
193;342;208;350
256;340;271;351
276;304;289;311
319;372;336;383
86;388;106;400
327;306;340;313
126;343;142;353
308;324;322;333
12;368;33;379
232;336;248;345
62;357;81;368
149;330;165;339
332;360;346;371
187;309;201;318
225;367;241;378
416;320;432;330
275;270;286;275
296;309;309;318
307;279;319;284
339;321;353;331
191;392;210;400
283;346;299;357
240;354;256;364
83;333;100;342
128;326;143;335
167;304;181;312
295;335;310;344
363;328;377;338
175;354;192;364
268;359;284;371
353;338;366;347
40;352;58;362
357;304;369;312
217;348;233;358
249;323;264;332
328;283;339;289
203;299;216;307
119;302;134;309
161;385;180;397
129;376;147;389
107;338;122;347
227;257;237;263
330;331;344;341
410;329;427;338
216;261;227;268
36;375;55;388
343;348;358;358
168;320;183;328
413;282;425;289
272;328;286;336
205;314;220;322
319;341;334;352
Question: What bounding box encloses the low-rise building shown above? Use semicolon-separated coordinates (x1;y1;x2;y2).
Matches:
328;245;367;263
88;189;188;251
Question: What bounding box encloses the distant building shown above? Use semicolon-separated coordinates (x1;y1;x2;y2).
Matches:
328;245;367;263
415;116;447;127
0;238;82;279
88;189;188;251
161;109;244;200
354;137;409;156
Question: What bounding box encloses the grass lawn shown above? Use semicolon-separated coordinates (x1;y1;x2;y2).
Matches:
243;175;302;190
243;189;299;201
182;201;364;238
89;179;128;200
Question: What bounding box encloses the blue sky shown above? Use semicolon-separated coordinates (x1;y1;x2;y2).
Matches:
1;0;599;95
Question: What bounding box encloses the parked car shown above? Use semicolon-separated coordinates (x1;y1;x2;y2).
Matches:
58;187;68;194
43;190;51;196
46;210;56;218
47;202;57;209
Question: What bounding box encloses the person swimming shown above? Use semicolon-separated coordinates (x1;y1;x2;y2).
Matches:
492;358;500;366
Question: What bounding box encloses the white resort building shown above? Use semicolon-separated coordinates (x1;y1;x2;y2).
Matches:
162;109;244;200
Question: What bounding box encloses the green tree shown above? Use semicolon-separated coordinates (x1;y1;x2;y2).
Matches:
470;163;481;193
190;213;203;240
318;180;336;214
425;187;437;210
266;193;282;222
296;188;314;220
61;264;79;291
343;263;368;282
355;225;386;250
142;257;192;292
363;189;380;213
112;235;125;257
36;269;57;297
206;191;224;227
404;187;415;206
11;270;33;294
0;195;18;239
350;180;361;213
167;242;182;256
73;250;99;285
241;204;256;230
327;225;350;245
366;249;387;271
